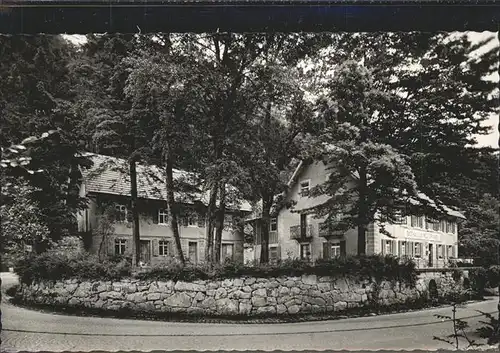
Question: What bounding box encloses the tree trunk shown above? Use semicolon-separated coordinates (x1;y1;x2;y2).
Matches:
205;181;218;263
129;159;141;266
259;193;273;264
357;165;368;255
165;147;185;265
214;183;226;263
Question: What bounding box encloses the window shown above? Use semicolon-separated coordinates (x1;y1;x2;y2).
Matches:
447;245;454;258
270;218;277;232
115;239;126;255
300;180;310;196
411;215;424;228
158;240;169;256
439;220;446;232
385;240;393;255
187;214;198;227
400;241;407;256
414;242;422;257
115;205;127;222
438;245;444;258
300;243;311;260
224;214;233;229
330;244;341;257
392;209;407;224
188;242;198;263
446;221;456;234
270;246;279;263
158;209;168;225
426;218;439;231
221;243;234;262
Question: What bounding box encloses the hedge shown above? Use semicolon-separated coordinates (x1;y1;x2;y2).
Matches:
15;252;418;286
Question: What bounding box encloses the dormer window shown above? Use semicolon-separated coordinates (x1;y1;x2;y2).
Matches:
300;180;311;196
158;209;169;225
115;204;127;222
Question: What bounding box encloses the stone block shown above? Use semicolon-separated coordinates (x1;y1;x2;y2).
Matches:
198;297;217;310
195;292;206;301
291;287;301;295
239;302;252;315
277;304;287;314
317;282;332;291
288;305;300;314
215;287;227;300
251;296;267;307
244;277;256;285
68;298;81;306
216;298;239;315
242;286;252;293
233;278;244;287
253;288;267;297
301;274;317;285
163;292;192;308
147;293;161;301
256;306;276;315
334;278;350;292
334;301;347;311
174;281;207;292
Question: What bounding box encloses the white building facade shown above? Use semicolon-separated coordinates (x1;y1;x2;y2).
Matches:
248;160;465;268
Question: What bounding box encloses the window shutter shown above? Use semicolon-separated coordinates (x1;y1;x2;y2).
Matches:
152;209;158;224
168;240;174;257
391;240;396;255
452;246;456;258
381;239;386;255
153;239;159;257
323;242;330;259
340;240;346;256
398;241;402;256
276;244;281;261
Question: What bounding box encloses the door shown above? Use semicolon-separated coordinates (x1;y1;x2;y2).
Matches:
188;242;198;264
140;240;151;266
428;244;433;267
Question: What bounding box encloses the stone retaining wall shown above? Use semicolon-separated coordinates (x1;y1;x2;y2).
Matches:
18;271;465;317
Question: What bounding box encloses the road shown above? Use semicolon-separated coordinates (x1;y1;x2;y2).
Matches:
1;272;498;352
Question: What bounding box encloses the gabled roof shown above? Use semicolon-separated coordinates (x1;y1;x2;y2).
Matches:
281;158;466;220
82;153;252;212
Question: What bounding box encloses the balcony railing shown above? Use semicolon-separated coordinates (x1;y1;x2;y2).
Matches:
290;224;313;240
318;222;344;238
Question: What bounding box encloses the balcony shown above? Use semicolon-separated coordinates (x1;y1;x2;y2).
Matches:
290;224;313;240
318;222;344;238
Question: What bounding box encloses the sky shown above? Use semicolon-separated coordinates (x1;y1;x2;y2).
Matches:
62;32;499;149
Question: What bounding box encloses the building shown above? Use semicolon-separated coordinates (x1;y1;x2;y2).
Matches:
77;154;251;265
247;159;465;268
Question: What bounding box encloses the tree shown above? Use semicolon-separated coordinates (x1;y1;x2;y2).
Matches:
459;193;500;266
1;182;50;256
0;35;92;245
306;61;422;254
73;33;155;266
123;34;193;264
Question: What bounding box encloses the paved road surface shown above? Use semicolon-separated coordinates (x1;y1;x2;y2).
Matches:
1;272;498;351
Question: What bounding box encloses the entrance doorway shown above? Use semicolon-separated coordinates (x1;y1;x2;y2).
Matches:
140;240;151;266
428;244;434;267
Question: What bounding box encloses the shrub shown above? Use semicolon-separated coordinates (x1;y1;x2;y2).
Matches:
17;252;418;285
469;265;500;293
15;252;131;284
